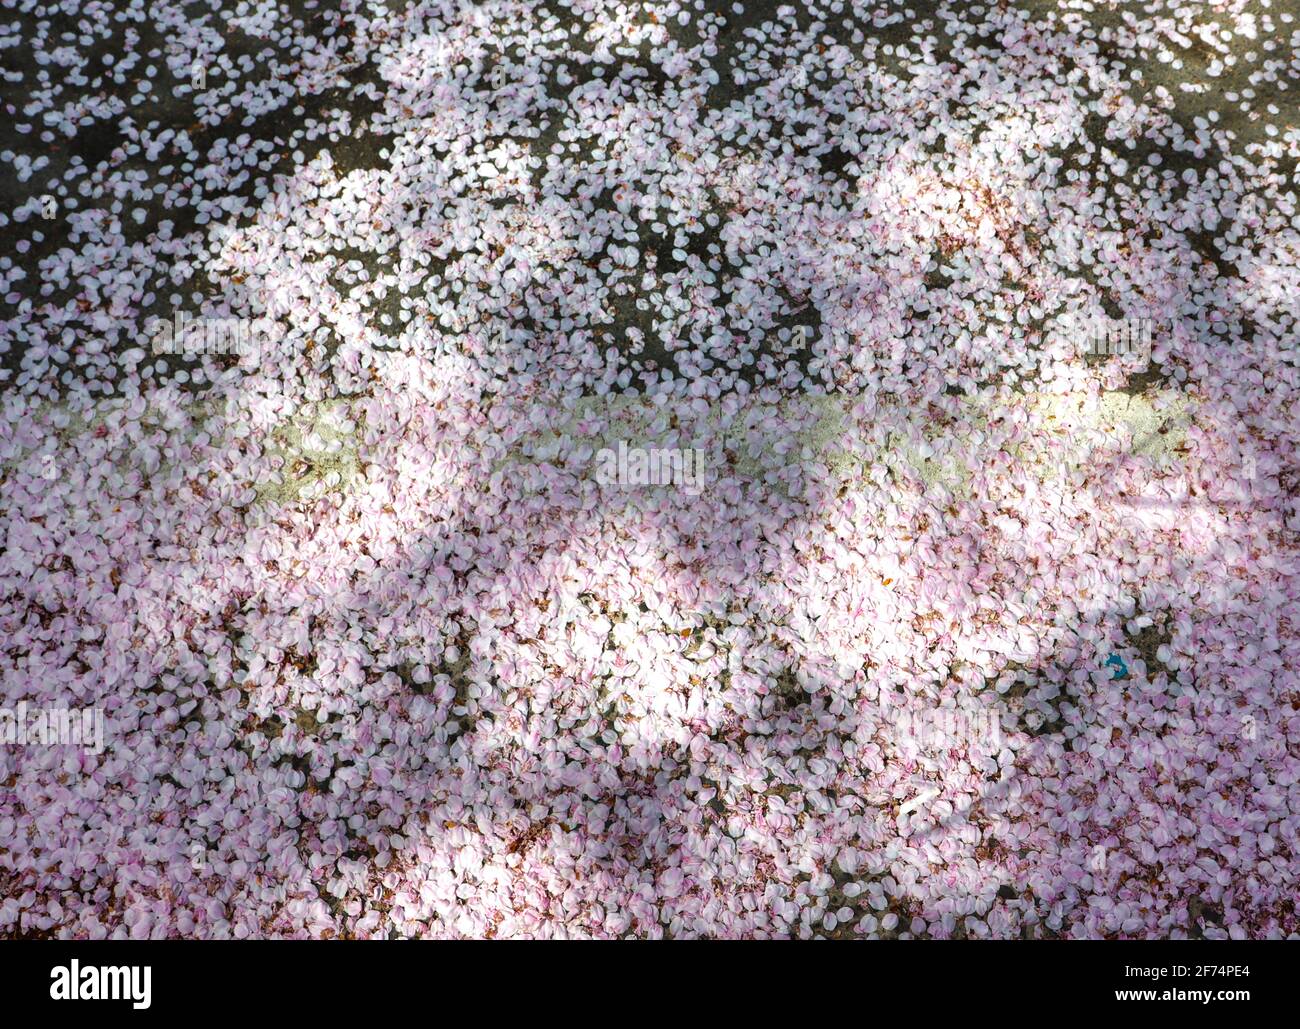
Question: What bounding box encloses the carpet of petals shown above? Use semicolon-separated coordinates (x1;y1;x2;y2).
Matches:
1;0;1298;938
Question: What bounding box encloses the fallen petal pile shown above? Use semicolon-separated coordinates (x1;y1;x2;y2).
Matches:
1;0;1298;939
